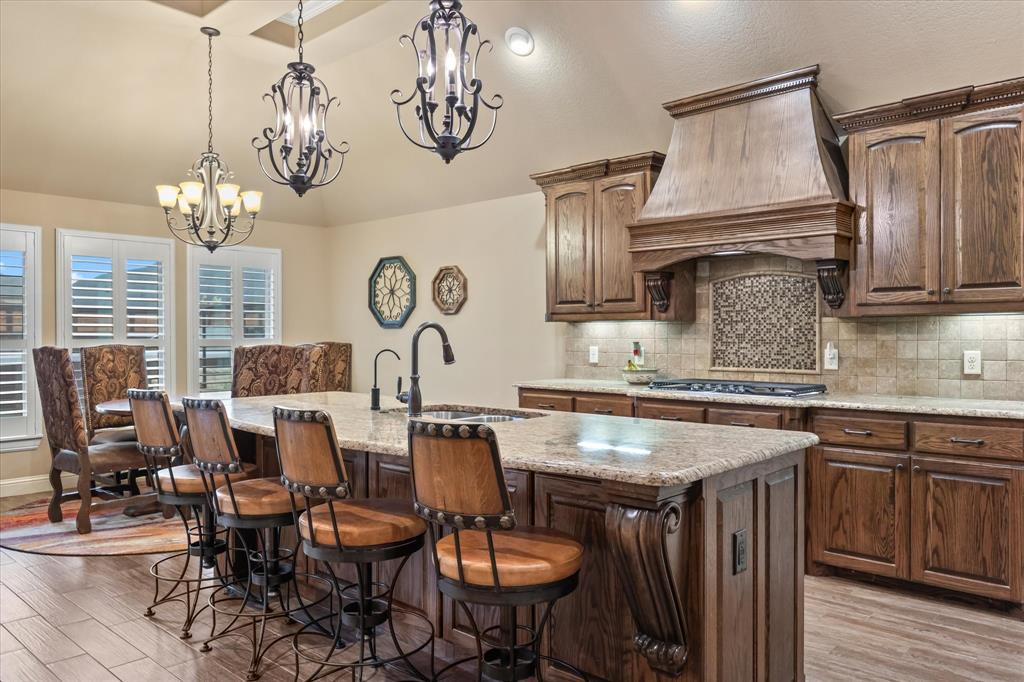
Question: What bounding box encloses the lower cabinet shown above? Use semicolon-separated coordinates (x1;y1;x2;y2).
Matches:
910;456;1023;602
809;447;910;579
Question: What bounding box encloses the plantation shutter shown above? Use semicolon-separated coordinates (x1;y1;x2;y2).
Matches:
0;225;41;450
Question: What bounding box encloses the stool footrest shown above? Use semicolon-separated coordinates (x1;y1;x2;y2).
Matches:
482;645;537;682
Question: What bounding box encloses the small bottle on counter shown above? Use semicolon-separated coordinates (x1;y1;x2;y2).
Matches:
632;341;645;367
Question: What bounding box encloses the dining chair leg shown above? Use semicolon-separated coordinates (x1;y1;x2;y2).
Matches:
75;472;93;534
47;468;63;522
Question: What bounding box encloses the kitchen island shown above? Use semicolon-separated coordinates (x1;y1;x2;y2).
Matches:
181;391;819;682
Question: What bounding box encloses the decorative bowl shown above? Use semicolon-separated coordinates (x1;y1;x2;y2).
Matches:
621;368;658;385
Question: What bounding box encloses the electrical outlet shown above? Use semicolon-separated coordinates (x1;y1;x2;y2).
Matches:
963;350;982;375
589;346;599;364
823;342;839;371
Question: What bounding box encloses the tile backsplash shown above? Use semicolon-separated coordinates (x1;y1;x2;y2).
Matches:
563;255;1024;401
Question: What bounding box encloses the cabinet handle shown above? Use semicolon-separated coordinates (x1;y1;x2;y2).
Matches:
535;403;556;409
730;421;754;427
593;408;614;415
659;416;682;421
949;437;985;446
943;287;951;294
842;428;874;437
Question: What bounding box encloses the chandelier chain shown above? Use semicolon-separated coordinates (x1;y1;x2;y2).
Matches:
207;31;214;153
297;0;304;63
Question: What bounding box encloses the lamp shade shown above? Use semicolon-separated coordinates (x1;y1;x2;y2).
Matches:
241;191;263;214
156;185;180;208
179;182;204;206
216;183;240;206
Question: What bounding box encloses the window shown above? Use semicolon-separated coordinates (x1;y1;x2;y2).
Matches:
56;230;174;396
188;246;281;395
0;224;42;451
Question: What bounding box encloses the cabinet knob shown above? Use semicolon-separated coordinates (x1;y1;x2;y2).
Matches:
896;463;904;471
927;289;935;295
913;465;921;473
943;287;951;294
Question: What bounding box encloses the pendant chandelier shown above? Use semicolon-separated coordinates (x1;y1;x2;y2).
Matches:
156;27;262;253
390;0;503;164
253;0;349;197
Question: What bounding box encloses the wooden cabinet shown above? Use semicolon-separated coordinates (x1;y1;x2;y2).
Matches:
634;399;705;423
532;153;694;322
910;456;1023;602
851;120;941;305
809;447;910;578
940;104;1024;303
545;181;594;316
574;394;633;417
707;407;782;430
838;80;1024;315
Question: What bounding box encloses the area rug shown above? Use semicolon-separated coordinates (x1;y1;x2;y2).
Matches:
0;496;186;556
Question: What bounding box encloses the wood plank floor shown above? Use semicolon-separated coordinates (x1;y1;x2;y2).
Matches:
1;497;1021;680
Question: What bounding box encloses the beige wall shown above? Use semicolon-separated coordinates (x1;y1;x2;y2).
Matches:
0;188;336;482
328;192;565;409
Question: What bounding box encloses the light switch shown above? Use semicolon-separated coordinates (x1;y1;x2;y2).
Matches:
589;346;599;364
963;350;981;375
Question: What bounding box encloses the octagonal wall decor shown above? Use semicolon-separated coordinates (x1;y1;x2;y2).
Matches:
432;265;467;315
369;256;416;328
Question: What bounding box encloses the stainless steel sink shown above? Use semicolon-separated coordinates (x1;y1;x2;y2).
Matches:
418;410;524;423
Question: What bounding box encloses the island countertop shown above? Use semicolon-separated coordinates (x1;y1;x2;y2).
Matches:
177;391;819;488
515;378;1024;420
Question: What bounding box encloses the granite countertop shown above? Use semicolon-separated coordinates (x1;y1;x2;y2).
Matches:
515;379;1024;420
174;392;818;488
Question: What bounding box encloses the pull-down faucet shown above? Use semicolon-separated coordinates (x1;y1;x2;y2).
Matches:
397;321;455;416
370;348;400;411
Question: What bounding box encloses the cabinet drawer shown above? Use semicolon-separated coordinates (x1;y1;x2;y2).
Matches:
575;394;633;417
813;415;908;450
635;400;705;423
519;391;574;412
913;422;1024;461
707;408;782;430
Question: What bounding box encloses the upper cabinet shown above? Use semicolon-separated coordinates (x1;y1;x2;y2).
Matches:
532;154;694;321
837;78;1024;315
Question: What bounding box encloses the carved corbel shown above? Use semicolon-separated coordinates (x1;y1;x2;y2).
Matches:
605;501;689;675
816;259;847;309
644;271;674;313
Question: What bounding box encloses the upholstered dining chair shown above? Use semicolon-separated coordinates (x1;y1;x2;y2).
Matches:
230;344;326;398
80;344;147;444
299;341;352;392
32;346;148;534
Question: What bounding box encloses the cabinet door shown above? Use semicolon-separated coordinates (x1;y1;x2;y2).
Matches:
593;173;647;314
941;104;1024;303
910;455;1023;602
809;447;910;578
546;181;594;315
852;121;941;305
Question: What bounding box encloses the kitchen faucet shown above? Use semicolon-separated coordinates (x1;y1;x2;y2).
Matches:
370;348;401;411
397;321;455;416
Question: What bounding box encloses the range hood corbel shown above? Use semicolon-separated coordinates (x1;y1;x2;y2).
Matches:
628;66;853;310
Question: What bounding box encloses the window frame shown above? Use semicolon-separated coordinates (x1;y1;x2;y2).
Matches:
186;245;282;395
55;228;176;396
0;224;43;452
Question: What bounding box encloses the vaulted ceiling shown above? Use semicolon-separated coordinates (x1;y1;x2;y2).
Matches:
2;0;1021;227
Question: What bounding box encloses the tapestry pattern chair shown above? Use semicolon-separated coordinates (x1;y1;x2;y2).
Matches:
300;341;352;392
81;344;147;444
33;346;147;534
230;344;326;398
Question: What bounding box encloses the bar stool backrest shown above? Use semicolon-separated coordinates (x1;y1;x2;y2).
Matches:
273;407;352;547
182;398;247;514
408;418;518;589
127;389;181;496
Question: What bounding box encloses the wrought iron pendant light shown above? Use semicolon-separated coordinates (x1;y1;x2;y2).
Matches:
390;0;503;164
156;27;262;253
253;0;349;197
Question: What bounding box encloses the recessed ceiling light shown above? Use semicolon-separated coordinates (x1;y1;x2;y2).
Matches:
505;27;534;56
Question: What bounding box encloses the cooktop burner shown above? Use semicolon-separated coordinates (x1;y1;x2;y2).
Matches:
647;378;827;397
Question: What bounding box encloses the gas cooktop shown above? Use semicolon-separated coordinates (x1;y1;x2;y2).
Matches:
647;378;827;397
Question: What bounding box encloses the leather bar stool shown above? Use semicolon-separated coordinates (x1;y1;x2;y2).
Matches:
128;389;240;639
274;406;434;681
183;398;328;681
408;417;588;682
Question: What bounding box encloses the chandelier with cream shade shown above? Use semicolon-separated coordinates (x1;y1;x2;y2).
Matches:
156;27;262;252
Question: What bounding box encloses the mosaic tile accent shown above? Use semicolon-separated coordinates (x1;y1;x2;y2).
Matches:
710;273;818;372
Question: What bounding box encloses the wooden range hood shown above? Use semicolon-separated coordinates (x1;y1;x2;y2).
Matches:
628;65;855;309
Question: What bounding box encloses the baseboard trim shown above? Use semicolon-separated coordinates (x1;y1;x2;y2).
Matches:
0;473;77;499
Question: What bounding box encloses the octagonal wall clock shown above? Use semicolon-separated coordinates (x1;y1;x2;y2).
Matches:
432;265;467;315
369;256;416;328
